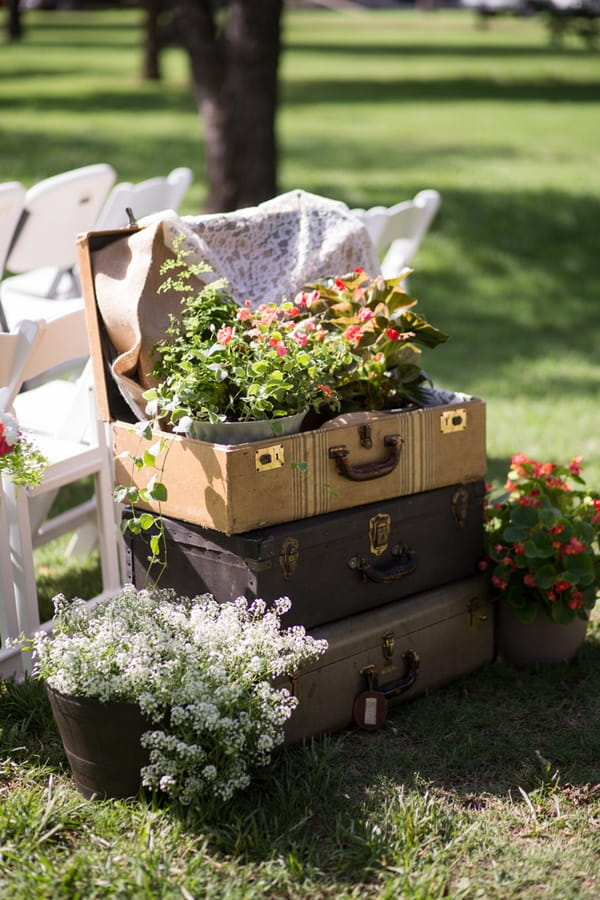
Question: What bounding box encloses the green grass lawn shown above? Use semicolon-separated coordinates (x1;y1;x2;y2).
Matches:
2;7;600;897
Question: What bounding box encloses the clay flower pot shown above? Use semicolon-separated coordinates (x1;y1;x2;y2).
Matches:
495;597;589;666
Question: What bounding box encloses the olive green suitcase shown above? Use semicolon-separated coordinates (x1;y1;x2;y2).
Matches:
282;574;493;743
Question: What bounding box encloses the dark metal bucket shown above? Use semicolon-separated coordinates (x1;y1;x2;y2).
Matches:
46;683;152;800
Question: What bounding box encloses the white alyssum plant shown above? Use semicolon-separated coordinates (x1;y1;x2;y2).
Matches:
31;586;327;804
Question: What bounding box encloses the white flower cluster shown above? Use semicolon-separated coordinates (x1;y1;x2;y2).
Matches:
32;587;327;805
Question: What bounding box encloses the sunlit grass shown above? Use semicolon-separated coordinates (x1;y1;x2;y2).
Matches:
1;15;600;894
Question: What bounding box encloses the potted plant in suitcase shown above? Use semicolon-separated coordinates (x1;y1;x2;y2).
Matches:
142;239;357;445
295;269;449;413
142;240;449;442
482;454;600;665
27;586;327;804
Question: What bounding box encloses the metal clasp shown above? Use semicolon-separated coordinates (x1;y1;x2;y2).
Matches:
440;408;467;434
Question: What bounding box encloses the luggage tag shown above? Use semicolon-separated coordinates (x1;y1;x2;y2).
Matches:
353;651;420;731
353;692;389;730
353;665;388;731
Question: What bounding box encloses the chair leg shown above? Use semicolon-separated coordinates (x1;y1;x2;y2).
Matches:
0;486;20;644
94;463;123;593
4;481;41;640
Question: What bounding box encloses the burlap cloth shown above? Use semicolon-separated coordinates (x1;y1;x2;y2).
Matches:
91;189;379;419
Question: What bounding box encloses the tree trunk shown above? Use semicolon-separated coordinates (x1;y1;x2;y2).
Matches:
6;0;23;42
168;0;282;212
142;0;163;81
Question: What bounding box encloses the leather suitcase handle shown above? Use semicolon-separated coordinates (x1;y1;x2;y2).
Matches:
378;649;420;698
328;434;403;481
354;549;417;583
354;650;421;729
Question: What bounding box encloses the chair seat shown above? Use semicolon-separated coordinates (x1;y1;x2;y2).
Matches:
1;274;83;331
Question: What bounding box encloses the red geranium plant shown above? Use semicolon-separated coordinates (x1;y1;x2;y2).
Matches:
295;268;449;412
483;454;600;624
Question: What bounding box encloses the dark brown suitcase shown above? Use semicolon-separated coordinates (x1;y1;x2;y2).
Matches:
124;480;485;630
281;574;493;744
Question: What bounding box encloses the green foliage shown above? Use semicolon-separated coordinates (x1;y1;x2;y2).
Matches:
300;269;449;410
2;9;600;897
484;455;600;623
148;238;357;426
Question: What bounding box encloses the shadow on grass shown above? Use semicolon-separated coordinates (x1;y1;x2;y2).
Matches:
181;623;599;871
3;621;598;881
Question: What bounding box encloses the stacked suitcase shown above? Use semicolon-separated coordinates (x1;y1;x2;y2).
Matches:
123;417;493;743
77;225;494;744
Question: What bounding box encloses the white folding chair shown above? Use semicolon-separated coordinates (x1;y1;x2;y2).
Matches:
352;189;441;280
0;181;26;270
0;164;116;330
0;310;122;642
94;166;193;230
0;181;27;331
0;318;39;676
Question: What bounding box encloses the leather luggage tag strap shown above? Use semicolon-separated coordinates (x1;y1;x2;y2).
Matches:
353;663;388;730
353;651;421;731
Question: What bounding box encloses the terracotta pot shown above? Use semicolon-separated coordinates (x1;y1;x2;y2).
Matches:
46;683;152;800
186;410;307;445
495;597;589;666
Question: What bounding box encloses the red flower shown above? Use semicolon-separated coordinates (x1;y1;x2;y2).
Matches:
267;337;287;357
523;573;536;587
385;328;400;341
357;307;374;322
569;456;583;476
564;537;586;555
344;325;363;346
491;575;508;590
536;462;555;476
291;331;308;347
0;435;15;458
568;591;584;609
217;326;233;345
550;524;565;536
318;384;333;398
554;580;571;594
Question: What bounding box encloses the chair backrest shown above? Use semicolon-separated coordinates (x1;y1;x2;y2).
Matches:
95;166;193;230
19;308;90;387
0;319;43;413
5;164;116;274
353;189;441;278
0;181;26;274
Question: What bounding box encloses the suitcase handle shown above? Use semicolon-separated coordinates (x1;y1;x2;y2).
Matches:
378;649;420;698
352;549;417;583
328;435;403;481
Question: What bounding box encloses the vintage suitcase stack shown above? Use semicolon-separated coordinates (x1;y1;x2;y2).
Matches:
77;215;494;744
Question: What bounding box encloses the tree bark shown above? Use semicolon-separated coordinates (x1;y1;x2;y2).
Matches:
142;0;163;81
168;0;282;212
6;0;23;42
